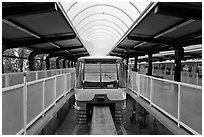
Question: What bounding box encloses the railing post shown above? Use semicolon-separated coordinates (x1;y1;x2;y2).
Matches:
54;76;57;105
177;84;181;127
44;71;47;79
130;72;134;91
187;72;190;84
196;73;199;85
5;75;9;87
64;74;67;96
42;80;45;117
150;77;153;106
23;72;27;134
36;71;38;80
137;74;140;96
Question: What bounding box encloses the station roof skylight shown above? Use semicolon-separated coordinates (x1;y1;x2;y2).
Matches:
61;2;150;56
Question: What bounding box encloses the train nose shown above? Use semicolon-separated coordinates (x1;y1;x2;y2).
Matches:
96;94;105;102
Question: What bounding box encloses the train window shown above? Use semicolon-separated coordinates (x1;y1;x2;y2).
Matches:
84;64;100;82
82;60;119;89
101;63;117;86
117;62;126;88
76;61;84;88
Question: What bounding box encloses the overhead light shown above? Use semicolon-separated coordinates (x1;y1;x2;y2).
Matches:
49;43;60;48
134;42;146;48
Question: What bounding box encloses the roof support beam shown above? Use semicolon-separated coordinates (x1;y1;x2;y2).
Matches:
111;51;134;58
127;35;175;45
117;45;146;54
6;34;77;48
153;19;195;39
36;45;83;54
47;52;88;60
177;31;202;42
154;3;202;20
3;19;65;50
3;2;58;19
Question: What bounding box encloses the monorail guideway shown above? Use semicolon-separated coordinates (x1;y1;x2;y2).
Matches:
91;106;117;135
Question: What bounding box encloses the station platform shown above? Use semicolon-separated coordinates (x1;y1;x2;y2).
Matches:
2;68;202;135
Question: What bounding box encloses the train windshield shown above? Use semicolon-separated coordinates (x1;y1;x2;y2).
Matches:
76;57;126;89
84;63;117;83
84;59;118;88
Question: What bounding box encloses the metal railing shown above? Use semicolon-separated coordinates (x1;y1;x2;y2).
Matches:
2;68;75;88
2;68;75;135
138;69;202;86
127;70;202;135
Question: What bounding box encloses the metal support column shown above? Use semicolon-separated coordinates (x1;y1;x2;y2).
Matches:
45;55;52;70
174;47;184;82
28;51;37;71
56;57;60;69
147;53;152;76
67;60;70;68
63;58;69;68
125;58;129;80
73;62;75;68
62;59;66;68
133;56;138;72
71;61;74;68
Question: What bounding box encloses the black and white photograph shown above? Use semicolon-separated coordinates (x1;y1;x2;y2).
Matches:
1;1;202;135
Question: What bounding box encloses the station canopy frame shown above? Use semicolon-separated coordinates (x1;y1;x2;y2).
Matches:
2;2;90;60
108;2;202;61
136;44;202;62
61;2;150;56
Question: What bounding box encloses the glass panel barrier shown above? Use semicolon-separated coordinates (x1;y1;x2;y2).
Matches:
2;69;75;135
71;73;75;89
26;72;37;82
66;73;72;91
139;75;150;100
152;79;178;119
2;73;24;88
27;82;43;124
56;75;65;99
37;71;46;80
180;85;202;134
2;87;24;135
44;78;55;109
132;72;137;92
128;71;202;134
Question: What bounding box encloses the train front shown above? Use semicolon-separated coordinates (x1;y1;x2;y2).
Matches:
75;56;127;125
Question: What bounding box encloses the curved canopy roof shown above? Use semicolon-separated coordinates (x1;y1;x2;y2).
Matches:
61;2;150;56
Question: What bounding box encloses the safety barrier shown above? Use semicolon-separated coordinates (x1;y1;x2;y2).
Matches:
139;70;201;86
127;70;202;135
2;68;75;88
2;69;75;135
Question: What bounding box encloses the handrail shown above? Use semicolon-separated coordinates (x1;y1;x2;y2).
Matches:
127;70;202;135
2;68;75;76
2;68;75;88
137;73;202;89
2;70;75;135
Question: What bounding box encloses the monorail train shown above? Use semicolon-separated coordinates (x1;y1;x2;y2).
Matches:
75;56;126;125
134;60;202;77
